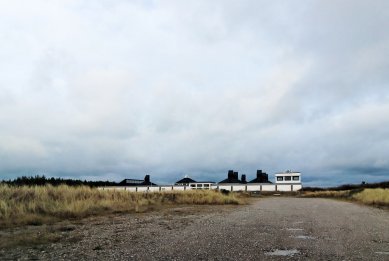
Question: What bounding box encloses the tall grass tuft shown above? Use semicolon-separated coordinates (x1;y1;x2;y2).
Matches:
0;185;244;227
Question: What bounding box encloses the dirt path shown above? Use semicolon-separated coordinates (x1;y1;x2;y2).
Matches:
1;198;388;260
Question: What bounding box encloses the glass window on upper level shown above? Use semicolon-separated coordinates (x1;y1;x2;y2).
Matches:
277;177;283;181
285;176;291;181
293;176;299;181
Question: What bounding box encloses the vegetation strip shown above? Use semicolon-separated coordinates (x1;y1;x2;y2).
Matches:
0;185;245;228
302;188;389;207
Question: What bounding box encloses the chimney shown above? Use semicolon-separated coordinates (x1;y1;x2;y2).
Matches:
257;170;262;178
241;174;246;183
144;175;150;183
228;170;234;179
233;172;238;180
263;173;268;182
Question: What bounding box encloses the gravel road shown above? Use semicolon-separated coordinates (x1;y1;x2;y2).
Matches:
1;197;388;260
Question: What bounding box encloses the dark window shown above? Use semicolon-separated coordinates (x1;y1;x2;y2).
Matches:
293;176;299;181
204;184;210;187
190;184;195;187
285;176;291;181
277;177;283;181
197;184;203;187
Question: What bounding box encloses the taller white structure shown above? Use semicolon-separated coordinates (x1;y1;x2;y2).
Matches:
275;171;301;184
273;171;302;191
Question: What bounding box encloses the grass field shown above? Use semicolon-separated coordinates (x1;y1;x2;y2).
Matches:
302;188;389;207
0;185;245;228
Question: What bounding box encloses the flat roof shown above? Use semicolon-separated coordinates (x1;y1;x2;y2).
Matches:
275;172;301;175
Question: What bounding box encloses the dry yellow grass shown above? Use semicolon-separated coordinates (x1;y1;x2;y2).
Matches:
0;185;244;227
302;188;389;207
351;188;389;206
302;190;351;198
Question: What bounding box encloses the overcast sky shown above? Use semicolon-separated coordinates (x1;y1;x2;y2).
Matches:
1;0;388;186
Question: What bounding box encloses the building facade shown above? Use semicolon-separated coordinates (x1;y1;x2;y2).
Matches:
102;170;302;192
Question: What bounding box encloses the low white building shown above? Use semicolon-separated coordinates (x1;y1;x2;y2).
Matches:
101;170;303;192
175;175;215;189
188;182;215;189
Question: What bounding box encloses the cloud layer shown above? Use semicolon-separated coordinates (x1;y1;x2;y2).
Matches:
1;0;389;186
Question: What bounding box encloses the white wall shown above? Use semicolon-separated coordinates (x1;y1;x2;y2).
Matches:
125;187;137;192
276;184;293;192
262;184;276;191
136;187;148;192
98;183;302;192
292;184;302;191
159;186;173;191
232;185;246;192
218;185;233;191
246;185;261;191
148;186;160;192
172;186;186;191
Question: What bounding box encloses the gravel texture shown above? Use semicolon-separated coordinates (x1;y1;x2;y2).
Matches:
1;197;388;260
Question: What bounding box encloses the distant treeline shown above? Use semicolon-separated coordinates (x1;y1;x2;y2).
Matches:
303;181;389;192
1;175;118;187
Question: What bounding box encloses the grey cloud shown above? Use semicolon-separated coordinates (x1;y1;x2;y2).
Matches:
0;1;388;186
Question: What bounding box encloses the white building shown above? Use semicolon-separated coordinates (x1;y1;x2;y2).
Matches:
174;175;215;189
101;170;303;192
274;171;302;191
275;171;301;183
188;182;215;189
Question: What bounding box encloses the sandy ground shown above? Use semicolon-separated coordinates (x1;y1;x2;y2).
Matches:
0;197;388;260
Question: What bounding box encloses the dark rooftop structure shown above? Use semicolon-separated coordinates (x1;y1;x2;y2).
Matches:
175;176;216;185
218;170;243;184
249;170;272;183
175;176;197;186
119;175;157;186
241;174;247;184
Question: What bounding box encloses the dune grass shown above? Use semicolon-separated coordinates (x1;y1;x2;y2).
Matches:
351;188;389;206
0;185;244;228
302;188;389;207
302;190;351;198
